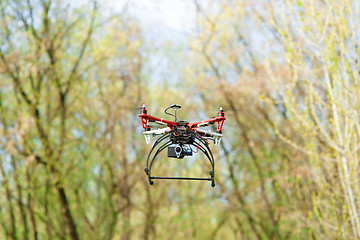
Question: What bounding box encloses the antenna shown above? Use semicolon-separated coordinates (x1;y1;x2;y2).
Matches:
164;104;181;122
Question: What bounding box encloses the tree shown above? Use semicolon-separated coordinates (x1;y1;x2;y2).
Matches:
267;0;360;238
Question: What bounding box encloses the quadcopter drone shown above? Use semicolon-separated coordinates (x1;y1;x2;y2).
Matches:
139;104;226;187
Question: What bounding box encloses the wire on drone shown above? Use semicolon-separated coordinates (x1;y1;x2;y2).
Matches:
192;144;199;153
195;131;209;145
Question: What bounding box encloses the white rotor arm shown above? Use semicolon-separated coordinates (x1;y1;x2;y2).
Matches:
195;128;223;146
155;120;167;126
143;127;170;144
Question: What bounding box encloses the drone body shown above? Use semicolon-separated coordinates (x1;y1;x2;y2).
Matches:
139;104;226;187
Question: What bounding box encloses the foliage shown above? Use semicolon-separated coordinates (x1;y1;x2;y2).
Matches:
0;0;359;239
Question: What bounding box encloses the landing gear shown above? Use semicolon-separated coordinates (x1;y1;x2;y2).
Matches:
144;130;216;187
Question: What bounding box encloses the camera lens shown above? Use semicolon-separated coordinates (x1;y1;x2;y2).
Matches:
175;146;182;153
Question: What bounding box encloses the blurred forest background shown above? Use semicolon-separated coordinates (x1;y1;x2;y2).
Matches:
1;0;360;239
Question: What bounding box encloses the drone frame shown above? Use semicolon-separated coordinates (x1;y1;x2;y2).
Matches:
139;104;226;187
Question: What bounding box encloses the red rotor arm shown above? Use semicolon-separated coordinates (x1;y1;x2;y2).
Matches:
139;105;178;131
188;107;226;133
